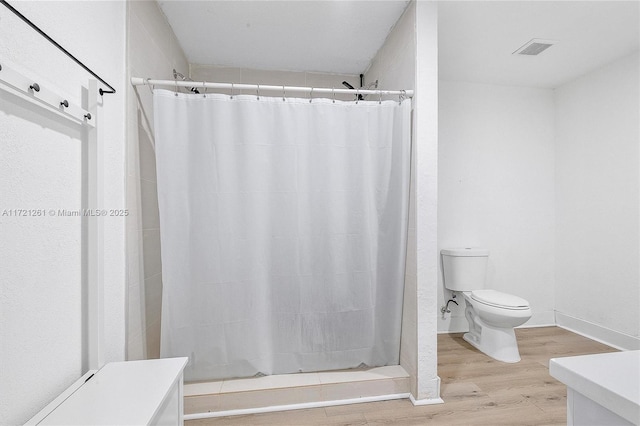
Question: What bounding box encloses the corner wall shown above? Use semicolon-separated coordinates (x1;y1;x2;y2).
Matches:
437;51;639;350
365;0;442;402
555;52;640;347
365;0;419;397
125;0;189;360
438;81;556;331
0;1;126;423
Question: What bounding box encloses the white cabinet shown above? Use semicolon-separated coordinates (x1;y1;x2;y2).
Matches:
31;358;188;425
550;351;639;426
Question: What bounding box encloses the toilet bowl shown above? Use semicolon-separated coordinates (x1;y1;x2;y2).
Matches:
462;289;532;363
441;248;532;363
466;289;531;328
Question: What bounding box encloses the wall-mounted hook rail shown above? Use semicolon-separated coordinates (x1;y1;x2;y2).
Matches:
0;61;95;127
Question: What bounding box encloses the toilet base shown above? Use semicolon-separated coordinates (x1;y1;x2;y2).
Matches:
464;308;522;363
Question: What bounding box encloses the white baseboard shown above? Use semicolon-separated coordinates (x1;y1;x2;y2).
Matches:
555;311;640;351
438;311;639;350
409;394;444;406
521;310;556;328
437;315;468;333
409;375;443;405
437;310;556;334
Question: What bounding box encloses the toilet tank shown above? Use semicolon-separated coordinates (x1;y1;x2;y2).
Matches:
441;248;489;291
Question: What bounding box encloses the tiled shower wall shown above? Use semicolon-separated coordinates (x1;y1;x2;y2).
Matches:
365;2;417;395
125;0;188;360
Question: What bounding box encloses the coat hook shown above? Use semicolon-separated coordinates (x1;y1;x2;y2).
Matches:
60;100;69;108
84;113;92;120
30;83;40;92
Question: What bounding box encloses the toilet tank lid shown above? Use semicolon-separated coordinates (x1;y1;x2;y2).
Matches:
441;248;489;257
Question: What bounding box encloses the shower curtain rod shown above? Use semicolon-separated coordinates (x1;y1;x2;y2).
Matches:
130;77;414;98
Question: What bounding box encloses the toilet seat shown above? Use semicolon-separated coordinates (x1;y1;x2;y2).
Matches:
471;289;529;310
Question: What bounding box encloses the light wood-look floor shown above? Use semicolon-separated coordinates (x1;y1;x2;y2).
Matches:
186;327;617;425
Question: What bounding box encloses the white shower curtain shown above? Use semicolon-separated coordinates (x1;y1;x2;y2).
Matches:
153;89;411;382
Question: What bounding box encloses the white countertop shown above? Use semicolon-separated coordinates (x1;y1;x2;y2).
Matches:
549;350;640;425
39;357;188;425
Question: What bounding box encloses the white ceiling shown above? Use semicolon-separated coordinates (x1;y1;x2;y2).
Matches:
158;0;411;75
439;1;640;88
159;1;639;88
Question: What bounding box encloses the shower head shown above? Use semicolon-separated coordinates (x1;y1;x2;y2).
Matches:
172;68;200;94
342;81;355;90
342;81;364;101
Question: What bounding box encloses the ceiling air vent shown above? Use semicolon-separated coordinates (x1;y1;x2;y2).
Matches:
513;39;557;56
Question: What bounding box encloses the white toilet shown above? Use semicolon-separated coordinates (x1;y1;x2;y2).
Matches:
441;248;532;363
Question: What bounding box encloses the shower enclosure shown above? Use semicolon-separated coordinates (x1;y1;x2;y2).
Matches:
152;89;412;382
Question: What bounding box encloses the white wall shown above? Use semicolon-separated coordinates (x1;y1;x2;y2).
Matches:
0;1;126;424
414;0;441;402
365;0;419;398
438;52;639;349
438;81;556;331
126;0;189;361
366;1;442;402
555;52;640;343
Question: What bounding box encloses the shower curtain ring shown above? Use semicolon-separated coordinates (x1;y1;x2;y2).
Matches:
309;87;313;103
356;88;359;104
379;91;382;104
202;81;207;98
146;78;154;95
257;84;260;100
332;87;335;103
399;89;406;104
174;76;178;96
230;82;234;99
282;85;286;102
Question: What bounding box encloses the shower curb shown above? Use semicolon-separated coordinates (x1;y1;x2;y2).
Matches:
184;392;411;420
